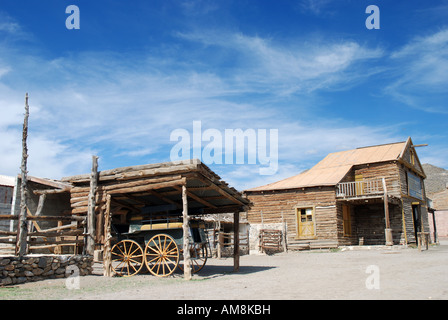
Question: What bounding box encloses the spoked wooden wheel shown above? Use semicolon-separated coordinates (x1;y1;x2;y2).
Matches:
111;240;144;277
178;242;208;274
144;234;179;277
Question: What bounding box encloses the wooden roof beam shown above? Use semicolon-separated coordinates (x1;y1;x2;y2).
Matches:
147;189;182;209
172;185;217;209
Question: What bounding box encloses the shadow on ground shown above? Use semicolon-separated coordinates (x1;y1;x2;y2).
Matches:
91;261;276;280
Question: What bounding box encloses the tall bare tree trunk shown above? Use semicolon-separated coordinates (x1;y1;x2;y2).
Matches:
16;93;29;256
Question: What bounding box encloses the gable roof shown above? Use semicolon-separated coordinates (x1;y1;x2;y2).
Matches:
246;140;408;192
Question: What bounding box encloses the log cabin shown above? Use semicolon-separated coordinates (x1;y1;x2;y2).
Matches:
244;137;430;250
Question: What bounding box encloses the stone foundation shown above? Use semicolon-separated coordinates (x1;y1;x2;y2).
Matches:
0;254;93;286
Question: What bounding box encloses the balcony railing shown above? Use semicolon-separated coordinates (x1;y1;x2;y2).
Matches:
336;179;384;198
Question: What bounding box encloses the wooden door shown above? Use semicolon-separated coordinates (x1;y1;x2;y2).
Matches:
342;205;351;236
297;208;315;239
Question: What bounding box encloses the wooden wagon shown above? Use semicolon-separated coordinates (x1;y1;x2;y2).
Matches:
110;216;209;277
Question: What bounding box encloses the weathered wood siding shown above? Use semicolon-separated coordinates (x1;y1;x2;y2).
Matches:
352;161;401;197
246;187;339;249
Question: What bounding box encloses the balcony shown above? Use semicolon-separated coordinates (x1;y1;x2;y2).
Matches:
336;178;384;199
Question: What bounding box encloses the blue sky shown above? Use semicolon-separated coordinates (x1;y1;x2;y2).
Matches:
1;0;447;190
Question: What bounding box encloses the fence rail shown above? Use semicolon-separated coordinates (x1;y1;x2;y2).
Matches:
336;179;384;198
0;213;86;254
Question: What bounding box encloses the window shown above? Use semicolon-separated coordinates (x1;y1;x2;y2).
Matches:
407;171;423;200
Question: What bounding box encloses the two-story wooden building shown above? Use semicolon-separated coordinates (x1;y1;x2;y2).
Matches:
244;137;429;250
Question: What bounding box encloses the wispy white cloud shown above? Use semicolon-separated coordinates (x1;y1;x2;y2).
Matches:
176;30;384;94
299;0;333;14
386;28;448;114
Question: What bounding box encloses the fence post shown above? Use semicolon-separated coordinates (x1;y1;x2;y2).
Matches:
86;155;99;256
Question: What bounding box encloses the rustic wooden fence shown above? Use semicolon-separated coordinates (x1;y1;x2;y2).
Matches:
209;229;249;258
259;229;283;254
0;213;86;255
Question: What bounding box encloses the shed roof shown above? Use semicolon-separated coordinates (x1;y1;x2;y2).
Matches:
0;175;15;187
62;159;250;214
246;141;407;192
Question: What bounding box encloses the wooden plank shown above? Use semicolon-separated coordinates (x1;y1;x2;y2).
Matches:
193;175;247;206
0;230;17;236
26;215;85;221
107;178;186;195
147;189;182;209
173;185;217;209
0;215;19;220
62;161;199;183
28;229;84;237
33;188;71;195
27;239;84;245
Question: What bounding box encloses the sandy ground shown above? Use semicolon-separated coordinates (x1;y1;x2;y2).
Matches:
1;240;447;300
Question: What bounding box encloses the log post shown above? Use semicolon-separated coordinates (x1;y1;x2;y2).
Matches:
382;178;393;246
86;155;99;255
233;211;240;272
182;184;191;280
281;211;287;252
103;194;112;277
16;93;30;257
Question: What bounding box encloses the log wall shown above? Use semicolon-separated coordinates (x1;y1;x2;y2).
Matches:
246;187;339;250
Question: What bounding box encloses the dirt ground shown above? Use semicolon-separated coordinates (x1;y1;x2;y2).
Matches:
1;240;447;300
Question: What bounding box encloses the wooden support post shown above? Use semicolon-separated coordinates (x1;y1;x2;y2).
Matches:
16;93;30;257
217;231;223;259
86;155;99;255
281;211;287;252
182;185;191;280
103;195;112;277
382;178;393;246
233;211;240;272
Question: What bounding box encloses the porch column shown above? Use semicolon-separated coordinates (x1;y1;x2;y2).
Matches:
233;211;240;272
382;178;393;246
182;184;192;280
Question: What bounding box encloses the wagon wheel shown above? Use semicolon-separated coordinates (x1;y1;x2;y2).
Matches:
178;242;208;274
144;234;179;277
110;240;144;277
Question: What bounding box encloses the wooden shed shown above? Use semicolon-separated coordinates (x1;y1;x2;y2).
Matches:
244;137;430;250
60;159;250;274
